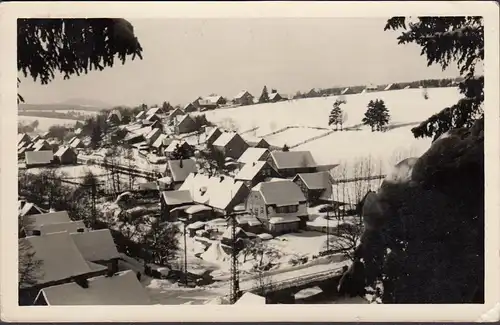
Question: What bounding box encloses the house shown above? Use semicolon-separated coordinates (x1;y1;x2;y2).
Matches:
40;221;86;236
74;128;83;136
174;114;197;135
107;110;122;125
69;138;84;149
237;147;270;166
205;127;222;146
146;107;163;117
144;128;162;146
169;107;185;120
233;91;254;106
33;270;152;306
363;84;378;93
269;92;284;103
184;102;198;113
164;140;194;159
160;190;194;221
266;151;317;178
252;138;271;149
245;179;308;235
164;159;198;189
22;210;72;236
235;161;280;188
32;134;41;143
33;140;52;152
293;171;334;206
70;229;120;273
18;133;31;145
25;150;54;168
340;87;350;95
18;232;108;305
384;83;394;91
199;95;225;111
179;173;250;216
135;111;146;120
151;134;173;155
18;202;44;218
212;132;249;160
54;146;77;165
144;113;162;124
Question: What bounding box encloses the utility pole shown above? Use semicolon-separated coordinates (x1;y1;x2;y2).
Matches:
183;221;188;286
228;204;246;304
326;208;330;252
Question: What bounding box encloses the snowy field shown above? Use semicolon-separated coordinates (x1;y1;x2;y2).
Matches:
243;127;327;147
18;116;77;131
21;109;100;116
197;87;461;133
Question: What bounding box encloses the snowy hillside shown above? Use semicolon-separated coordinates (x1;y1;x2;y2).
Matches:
199;87;462;176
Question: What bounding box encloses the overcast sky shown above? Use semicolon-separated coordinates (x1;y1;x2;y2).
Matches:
19;18;461;107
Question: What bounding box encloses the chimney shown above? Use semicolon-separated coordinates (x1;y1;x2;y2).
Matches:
179;159;183;168
220;176;224;182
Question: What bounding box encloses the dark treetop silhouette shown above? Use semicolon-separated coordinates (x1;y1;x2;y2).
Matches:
17;18;143;102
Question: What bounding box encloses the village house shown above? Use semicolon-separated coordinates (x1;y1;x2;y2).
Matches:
233;91;254;106
179;173;250;217
250;138;271;149
266;151;318;178
163;158;198;190
21;210;73;236
33;140;52;152
18;201;44;218
135;110;146;120
31;134;41;143
146;107;164;117
205;127;222;146
164;140;194;159
33;270;152;306
237;147;270;167
107;110;122;125
174;114;197;135
143;113;162;124
144;128;162;146
25;150;55;168
269;92;285;103
212;132;249;160
168;107;185;121
18;133;31;145
198;95;225;111
160;190;194;221
69;138;85;149
70;229;121;273
183;102;198;113
292;171;334;206
18;232;109;305
245;179;308;235
151;134;172;155
234;161;281;189
40;131;50;139
54;146;77;165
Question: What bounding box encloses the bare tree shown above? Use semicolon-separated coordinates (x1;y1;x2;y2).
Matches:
243;241;282;295
326;223;363;261
18;240;42;288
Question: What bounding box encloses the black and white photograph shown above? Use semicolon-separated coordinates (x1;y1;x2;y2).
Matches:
2;1;499;322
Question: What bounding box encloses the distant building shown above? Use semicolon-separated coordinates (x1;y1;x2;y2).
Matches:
384;83;394;91
205;127;222;146
183;102;198;113
266;151;317;178
269;92;285;103
235;161;280;189
169;107;185;120
212;132;249;160
252;138;271;149
292;171;334;206
233;91;254;106
18;133;31;145
135;110;146;120
144;128;162;146
199;95;225;111
175;114;197;135
246;179;308;235
25;150;54;168
54;146;77;165
107;110;122;125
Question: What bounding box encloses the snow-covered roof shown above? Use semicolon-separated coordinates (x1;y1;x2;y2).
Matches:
269;216;300;224
161;190;193;206
341;87;350;95
135;111;146;119
221;226;247;240
151;134;168;148
165;140;190;153
54;146;73;158
235;292;266;305
169;107;185;117
19;232;96;286
108;109;122;121
40;221;86;236
237;147;269;164
253;180;306;206
167;159;198;182
185;205;212;215
145;127;161;140
384;83;393;91
37;270;152;305
269;151;317;169
69;138;83;148
23;211;71;232
33;140;50;151
19;202;44;217
234;90;253;100
146;107;161;116
235;161;267;181
206;127;222;139
200;95;223;105
213;132;240;147
18;133;30;144
269;92;282;100
294;171;332;190
179;173;248;211
186;221;206;230
257;233;273;241
70;229;120;262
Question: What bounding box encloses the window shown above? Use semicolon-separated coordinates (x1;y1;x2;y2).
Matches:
276;205;298;214
260;207;264;214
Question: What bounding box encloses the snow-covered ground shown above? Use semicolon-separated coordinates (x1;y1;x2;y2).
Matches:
18;116;77;131
243;127;326;147
196;87;461;133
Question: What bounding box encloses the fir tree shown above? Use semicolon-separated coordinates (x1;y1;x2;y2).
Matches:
259;86;270;103
329;98;347;130
385;17;484;140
